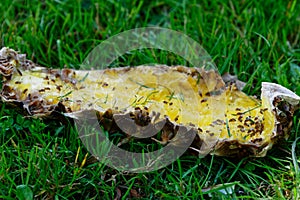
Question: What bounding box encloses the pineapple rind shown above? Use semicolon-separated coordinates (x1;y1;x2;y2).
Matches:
1;47;299;157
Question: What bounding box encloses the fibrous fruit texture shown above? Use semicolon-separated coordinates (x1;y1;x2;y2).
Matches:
0;47;299;157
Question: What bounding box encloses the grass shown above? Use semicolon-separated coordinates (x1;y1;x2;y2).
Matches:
0;0;300;199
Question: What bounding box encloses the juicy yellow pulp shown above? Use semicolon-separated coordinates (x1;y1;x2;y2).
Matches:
5;66;275;145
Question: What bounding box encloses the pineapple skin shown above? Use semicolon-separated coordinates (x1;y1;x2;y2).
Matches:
1;47;299;157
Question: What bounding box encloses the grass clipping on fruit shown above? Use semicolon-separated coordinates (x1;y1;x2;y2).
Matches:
1;47;299;157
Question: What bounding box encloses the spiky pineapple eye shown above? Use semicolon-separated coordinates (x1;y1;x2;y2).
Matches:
0;47;299;158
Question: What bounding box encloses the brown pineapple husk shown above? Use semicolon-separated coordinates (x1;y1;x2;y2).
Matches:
0;47;299;157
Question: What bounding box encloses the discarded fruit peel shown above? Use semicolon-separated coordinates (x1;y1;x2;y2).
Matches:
0;47;299;157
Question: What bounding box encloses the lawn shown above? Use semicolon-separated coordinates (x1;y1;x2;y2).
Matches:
0;0;300;199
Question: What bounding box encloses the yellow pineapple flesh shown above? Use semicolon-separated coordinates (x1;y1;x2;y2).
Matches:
0;47;299;157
